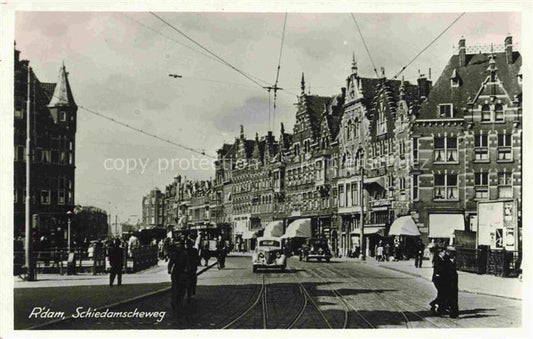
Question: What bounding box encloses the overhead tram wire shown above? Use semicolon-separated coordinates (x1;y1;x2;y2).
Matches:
393;12;466;80
350;13;380;78
272;13;288;129
149;12;267;91
120;13;298;100
42;83;214;158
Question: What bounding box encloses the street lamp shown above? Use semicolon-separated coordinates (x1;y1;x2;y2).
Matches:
66;210;73;253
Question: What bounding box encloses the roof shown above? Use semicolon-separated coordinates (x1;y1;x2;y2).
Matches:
48;63;77;108
418;51;521;119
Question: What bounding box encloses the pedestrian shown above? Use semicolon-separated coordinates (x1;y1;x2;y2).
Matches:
384;242;391;261
429;248;447;314
414;239;425;268
393;239;400;261
443;247;459;318
199;238;210;266
168;239;190;311
108;238;124;287
185;239;200;303
376;240;384;262
216;240;227;269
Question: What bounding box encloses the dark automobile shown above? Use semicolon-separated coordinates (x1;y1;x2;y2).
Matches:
299;237;332;262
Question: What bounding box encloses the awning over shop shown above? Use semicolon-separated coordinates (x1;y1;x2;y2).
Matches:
263;221;284;238
281;218;312;239
242;230;258;239
429;214;465;238
389;216;421;236
363;176;386;188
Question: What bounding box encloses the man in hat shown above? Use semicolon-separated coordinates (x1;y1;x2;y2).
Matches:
429;248;447;314
443;247;459;318
109;238;124;286
168;239;190;310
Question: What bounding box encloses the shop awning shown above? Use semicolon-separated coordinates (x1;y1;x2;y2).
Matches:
263;221;284;238
429;214;465;238
364;176;385;188
281;218;312;239
242;230;258;239
389;216;420;236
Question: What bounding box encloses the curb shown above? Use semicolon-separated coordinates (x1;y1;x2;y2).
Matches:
27;260;219;330
379;264;522;301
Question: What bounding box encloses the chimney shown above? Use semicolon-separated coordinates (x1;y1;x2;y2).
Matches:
458;36;466;67
417;74;432;100
505;35;513;64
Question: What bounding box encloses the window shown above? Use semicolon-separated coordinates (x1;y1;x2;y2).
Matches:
14;189;18;203
339;185;345;207
434;137;458;163
60;151;67;164
15;145;24;161
474;134;489;161
439;104;453;118
346;184;352;206
412;174;419;200
495;104;504;122
481;105;491;122
399;177;406;190
434;174;458;200
58;190;66;205
346;123;352;140
354;121;359;138
351;183;358;206
377;102;387;135
474;172;489;199
15;109;23;119
498;172;513;198
40;190;50;205
42;150;51;163
59;111;67;121
497;134;512;161
412;137;419;163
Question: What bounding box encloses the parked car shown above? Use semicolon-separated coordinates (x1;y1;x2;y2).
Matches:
252;237;287;273
299;237;332;262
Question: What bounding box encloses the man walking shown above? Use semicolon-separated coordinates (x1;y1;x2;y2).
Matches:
444;247;459;318
429;248;447;314
414;239;425;268
109;238;124;286
168;239;190;311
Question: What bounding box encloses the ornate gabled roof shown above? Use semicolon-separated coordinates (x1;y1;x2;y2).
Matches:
418;50;521;119
48;63;76;108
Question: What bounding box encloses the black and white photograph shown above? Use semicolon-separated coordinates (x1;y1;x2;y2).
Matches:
1;1;531;337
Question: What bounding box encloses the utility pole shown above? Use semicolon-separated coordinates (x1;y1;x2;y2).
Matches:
25;66;35;280
359;147;366;261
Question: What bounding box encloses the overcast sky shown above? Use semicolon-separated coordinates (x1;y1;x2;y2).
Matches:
15;11;521;222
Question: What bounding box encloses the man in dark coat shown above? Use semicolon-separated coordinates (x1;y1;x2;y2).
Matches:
443;248;459;318
414;239;425;268
185;239;200;303
168;239;190;310
108;238;124;286
429;248;447;314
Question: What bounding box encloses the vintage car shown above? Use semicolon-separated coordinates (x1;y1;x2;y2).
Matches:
252;237;287;272
299;237;332;262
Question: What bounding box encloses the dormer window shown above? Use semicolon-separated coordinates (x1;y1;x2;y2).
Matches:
59;111;67;122
495;104;504;122
439;104;453;118
450;69;460;87
481;105;491;122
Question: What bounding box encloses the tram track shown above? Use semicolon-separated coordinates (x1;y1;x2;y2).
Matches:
221;273;266;329
321;264;444;328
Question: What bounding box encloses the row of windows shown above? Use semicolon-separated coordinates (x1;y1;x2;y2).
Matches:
14;188;73;205
14;145;74;165
439;103;508;121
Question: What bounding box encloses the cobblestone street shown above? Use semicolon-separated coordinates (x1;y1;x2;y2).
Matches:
40;256;521;329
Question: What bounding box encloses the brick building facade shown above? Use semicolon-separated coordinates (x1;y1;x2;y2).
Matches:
14;47;77;244
153;35;521;255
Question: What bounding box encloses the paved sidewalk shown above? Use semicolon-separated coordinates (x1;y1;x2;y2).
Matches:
342;256;522;300
14;258;217;288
